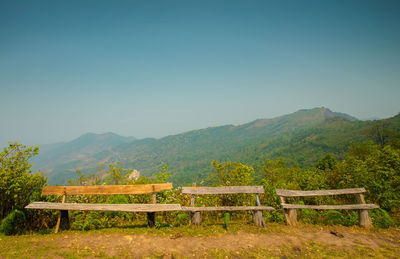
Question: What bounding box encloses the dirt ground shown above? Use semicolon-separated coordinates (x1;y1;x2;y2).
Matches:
59;227;400;257
1;224;400;258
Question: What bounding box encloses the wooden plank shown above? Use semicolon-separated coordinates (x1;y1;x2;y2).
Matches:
182;206;274;212
182;186;264;195
41;183;173;195
281;204;379;210
25;202;182;212
276;188;366;197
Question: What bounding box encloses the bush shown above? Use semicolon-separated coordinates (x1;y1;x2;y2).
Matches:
333;143;400;212
323;210;358;226
209;161;255;207
0;209;26;235
0;142;47;231
371;208;394;228
71;211;102;231
174;213;189;226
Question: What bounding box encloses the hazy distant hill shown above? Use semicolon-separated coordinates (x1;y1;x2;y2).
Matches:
32;132;136;184
33;108;400;185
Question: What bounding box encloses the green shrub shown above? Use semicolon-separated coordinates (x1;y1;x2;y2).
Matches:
0;142;46;224
323;211;358;226
371;208;394;228
298;209;319;225
106;195;130;219
223;212;230;230
174;213;189;226
71;211;102;231
323;210;344;225
0;209;26;235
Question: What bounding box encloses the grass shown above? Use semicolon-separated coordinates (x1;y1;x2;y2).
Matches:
85;221;277;237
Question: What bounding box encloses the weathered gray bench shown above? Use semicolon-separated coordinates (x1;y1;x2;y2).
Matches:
25;183;181;233
276;188;379;228
182;185;274;227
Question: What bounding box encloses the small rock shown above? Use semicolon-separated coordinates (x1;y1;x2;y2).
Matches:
124;235;133;241
330;231;344;238
170;233;183;239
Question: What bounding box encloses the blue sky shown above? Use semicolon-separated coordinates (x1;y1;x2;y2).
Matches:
1;0;399;146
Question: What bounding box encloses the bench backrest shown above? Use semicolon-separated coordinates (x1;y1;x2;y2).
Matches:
182;186;264;195
275;188;366;197
41;183;173;196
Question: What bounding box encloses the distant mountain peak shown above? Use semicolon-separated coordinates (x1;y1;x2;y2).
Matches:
294;107;358;121
76;132;135;141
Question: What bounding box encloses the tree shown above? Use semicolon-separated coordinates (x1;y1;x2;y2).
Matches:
0;142;46;220
368;121;390;147
315;154;337;171
102;162;131;185
335;142;400;211
210;161;254;186
209;161;255;207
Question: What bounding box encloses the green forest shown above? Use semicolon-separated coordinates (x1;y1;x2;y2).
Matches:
1;121;400;235
32;108;400;187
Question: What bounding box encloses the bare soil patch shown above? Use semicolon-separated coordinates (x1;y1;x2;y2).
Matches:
1;224;400;258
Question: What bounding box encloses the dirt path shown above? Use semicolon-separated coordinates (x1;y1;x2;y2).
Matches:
49;226;400;257
1;225;400;258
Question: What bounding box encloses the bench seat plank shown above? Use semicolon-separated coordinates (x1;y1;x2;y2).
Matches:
281;204;379;210
276;188;366;197
182;206;274;212
25;202;182;212
182;186;264;195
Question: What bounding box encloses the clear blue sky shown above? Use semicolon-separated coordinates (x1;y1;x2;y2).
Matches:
1;0;399;146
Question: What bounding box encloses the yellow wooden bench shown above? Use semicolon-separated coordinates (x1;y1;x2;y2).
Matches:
25;183;181;233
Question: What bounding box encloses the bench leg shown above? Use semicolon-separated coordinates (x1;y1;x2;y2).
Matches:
284;209;297;226
55;210;70;233
359;210;372;228
253;210;266;227
354;193;372;228
147;212;156;228
190;211;200;226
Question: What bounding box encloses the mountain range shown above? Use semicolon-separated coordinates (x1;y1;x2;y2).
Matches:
32;107;400;185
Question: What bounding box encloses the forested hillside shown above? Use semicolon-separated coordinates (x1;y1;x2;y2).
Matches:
112;107;399;185
32;107;400;185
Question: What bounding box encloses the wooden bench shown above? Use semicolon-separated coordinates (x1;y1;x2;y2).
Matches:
25;183;181;233
181;185;274;227
276;188;379;228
